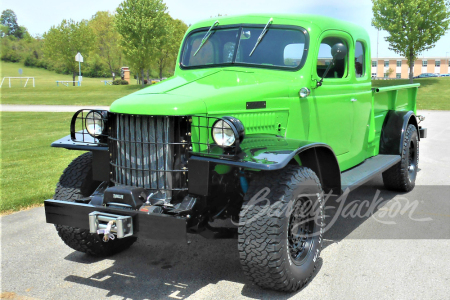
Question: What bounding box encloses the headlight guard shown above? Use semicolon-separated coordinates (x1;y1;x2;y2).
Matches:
85;111;105;137
211;116;245;149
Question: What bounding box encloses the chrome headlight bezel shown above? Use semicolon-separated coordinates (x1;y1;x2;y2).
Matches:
299;87;310;98
85;111;105;137
211;117;245;148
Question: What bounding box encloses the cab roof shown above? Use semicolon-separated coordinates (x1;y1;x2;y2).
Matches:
189;13;368;38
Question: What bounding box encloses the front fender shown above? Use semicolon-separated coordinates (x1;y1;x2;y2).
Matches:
189;135;341;194
190;136;327;169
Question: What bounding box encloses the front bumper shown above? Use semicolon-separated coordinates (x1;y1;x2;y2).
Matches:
44;200;187;242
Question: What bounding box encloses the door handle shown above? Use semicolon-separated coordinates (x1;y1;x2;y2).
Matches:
351;98;357;102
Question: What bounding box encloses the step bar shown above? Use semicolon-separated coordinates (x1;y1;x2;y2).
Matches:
341;154;401;191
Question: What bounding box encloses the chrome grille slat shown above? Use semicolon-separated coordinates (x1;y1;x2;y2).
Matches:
110;114;178;196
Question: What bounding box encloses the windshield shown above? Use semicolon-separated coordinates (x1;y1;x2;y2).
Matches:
181;26;307;70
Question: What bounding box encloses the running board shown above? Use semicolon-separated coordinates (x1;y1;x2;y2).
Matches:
341;155;401;192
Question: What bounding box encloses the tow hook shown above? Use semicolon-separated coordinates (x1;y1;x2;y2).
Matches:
97;220;116;242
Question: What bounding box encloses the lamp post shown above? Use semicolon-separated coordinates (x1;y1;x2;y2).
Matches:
75;52;83;86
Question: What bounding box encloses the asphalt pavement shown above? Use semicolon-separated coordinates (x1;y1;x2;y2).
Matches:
1;110;449;300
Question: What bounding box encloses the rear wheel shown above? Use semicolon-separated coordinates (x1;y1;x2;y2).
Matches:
383;124;419;192
238;166;324;292
54;152;136;256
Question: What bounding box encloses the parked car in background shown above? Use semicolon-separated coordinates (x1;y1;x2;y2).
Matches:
441;74;450;77
413;73;439;78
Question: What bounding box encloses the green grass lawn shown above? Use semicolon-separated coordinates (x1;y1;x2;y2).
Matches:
0;112;82;213
372;77;450;110
2;62;449;109
1;61;142;105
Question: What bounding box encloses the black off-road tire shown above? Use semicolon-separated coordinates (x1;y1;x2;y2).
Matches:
382;124;419;192
238;166;324;292
54;152;136;256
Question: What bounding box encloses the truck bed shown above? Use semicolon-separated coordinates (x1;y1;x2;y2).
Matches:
366;83;420;157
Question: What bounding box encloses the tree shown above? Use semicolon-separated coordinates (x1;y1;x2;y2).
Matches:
372;0;450;83
386;67;394;77
116;0;169;87
89;11;123;77
44;19;94;86
1;9;25;38
155;17;188;79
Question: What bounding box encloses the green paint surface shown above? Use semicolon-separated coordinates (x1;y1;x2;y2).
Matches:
108;14;420;172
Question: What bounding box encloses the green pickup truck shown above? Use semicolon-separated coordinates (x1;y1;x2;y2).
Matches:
45;14;427;292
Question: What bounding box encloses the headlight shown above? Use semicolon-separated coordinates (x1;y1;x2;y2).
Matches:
85;111;104;137
212;117;245;148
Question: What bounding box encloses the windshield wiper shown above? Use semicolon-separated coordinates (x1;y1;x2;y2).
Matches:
193;20;219;56
249;18;273;56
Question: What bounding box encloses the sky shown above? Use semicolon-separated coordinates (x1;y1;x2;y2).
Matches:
2;0;449;59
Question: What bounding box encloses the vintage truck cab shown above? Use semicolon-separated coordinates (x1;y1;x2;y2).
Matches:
45;14;426;292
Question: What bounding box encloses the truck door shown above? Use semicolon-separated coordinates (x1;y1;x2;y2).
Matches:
309;30;354;156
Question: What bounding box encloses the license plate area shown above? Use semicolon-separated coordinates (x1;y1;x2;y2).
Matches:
89;211;133;239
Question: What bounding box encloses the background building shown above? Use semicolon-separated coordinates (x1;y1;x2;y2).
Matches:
371;57;450;78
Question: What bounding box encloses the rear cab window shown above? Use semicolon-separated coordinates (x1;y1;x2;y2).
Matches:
355;41;365;78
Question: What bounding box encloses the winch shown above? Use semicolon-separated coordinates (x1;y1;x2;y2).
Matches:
89;211;133;241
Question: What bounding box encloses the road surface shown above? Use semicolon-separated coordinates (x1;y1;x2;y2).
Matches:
1;110;449;300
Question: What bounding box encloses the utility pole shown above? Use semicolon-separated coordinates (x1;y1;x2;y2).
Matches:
377;30;379;77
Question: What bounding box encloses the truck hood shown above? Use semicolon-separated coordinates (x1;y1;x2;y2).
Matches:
110;69;291;115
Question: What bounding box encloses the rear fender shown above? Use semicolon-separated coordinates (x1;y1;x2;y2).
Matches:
380;110;419;155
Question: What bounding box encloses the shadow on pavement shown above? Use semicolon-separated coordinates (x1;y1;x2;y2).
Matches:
64;172;444;299
64;239;323;300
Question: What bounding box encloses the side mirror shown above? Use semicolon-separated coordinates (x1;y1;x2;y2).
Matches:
241;30;251;40
331;43;347;60
316;42;348;87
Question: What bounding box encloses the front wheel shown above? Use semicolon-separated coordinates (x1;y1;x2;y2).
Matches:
383;124;419;192
54;152;136;256
238;166;324;292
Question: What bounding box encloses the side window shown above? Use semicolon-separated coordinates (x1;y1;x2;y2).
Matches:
317;37;348;78
355;41;365;78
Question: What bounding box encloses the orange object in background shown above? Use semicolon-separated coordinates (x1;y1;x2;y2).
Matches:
121;67;130;84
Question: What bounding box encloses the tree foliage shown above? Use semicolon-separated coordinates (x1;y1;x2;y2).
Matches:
155;16;188;79
115;0;169;87
2;4;187;82
89;11;123;77
372;0;450;83
43;19;95;85
0;9;26;38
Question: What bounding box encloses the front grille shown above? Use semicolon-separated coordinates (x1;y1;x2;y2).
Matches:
109;114;189;199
